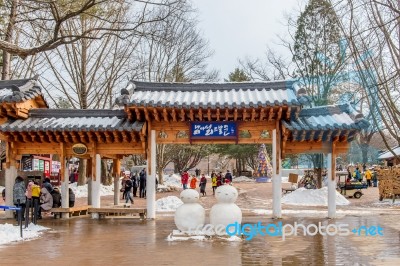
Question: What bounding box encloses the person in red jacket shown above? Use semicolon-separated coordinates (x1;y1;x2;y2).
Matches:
181;171;189;190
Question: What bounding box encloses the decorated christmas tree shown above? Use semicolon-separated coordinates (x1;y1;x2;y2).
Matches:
255;144;272;182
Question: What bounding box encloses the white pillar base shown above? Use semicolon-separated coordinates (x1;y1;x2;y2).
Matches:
327;153;336;218
146;130;156;219
91;154;101;208
5;166;17;218
61;180;70;218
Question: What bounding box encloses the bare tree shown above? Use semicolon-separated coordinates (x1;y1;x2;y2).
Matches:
239;47;294;81
0;0;185;80
329;0;400;159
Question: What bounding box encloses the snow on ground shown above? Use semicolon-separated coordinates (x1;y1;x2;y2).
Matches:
158;174;182;192
233;176;255;182
69;182;114;198
251;209;375;218
156;196;183;212
281;187;350;206
0;223;49;245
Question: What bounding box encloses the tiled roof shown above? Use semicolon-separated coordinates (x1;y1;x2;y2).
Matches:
378;147;400;160
122;80;302;108
0;76;47;105
0;109;143;132
283;103;369;141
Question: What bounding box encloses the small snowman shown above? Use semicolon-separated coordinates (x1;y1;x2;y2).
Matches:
210;185;242;235
174;189;205;233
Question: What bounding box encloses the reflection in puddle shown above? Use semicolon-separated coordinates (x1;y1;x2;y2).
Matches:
0;214;400;265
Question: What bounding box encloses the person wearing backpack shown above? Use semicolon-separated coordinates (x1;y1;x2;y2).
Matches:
13;176;26;221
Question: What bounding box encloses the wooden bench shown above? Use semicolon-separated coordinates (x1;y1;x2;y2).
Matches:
50;205;91;219
282;188;296;194
88;207;147;219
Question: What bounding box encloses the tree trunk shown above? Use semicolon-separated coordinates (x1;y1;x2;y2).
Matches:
361;144;369;164
2;0;19;80
78;159;87;185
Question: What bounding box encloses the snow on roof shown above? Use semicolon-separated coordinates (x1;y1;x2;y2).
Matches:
378;146;400;159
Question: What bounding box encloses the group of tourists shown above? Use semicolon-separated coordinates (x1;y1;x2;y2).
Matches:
180;169;233;196
11;176;75;221
121;168;150;204
346;164;378;187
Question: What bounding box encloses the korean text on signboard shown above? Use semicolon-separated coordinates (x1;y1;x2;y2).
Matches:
190;122;237;140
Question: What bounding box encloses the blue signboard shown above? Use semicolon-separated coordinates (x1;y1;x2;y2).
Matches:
190;122;237;140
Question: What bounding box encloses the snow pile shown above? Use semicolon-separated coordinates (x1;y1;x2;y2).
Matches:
156;196;183;212
0;223;49;245
158;174;182;192
69;183;114;198
281;187;350;206
233;176;255;182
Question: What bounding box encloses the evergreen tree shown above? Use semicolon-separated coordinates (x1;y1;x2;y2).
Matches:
255;144;272;180
227;68;250;82
292;0;344;106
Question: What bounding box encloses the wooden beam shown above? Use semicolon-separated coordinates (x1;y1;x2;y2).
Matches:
309;130;316;141
268;107;274;121
91;142;97;181
180;109;185;122
225;108;229;121
38;131;47;143
62;132;72;143
242;109;248;121
295;107;300;119
153;108;161;122
78;132;87;143
251;108;256;121
144;108;151;122
163;108;169;122
104;131;113;143
277;107;283;120
171;108;177;122
134;107;141;121
259;108;266;121
233;108;238;121
216;108;220;121
112;131;121;143
198;108;203;121
207;108;212;121
189;109;194;121
286;107;291;120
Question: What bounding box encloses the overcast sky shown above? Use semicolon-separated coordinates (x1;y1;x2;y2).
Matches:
191;0;300;80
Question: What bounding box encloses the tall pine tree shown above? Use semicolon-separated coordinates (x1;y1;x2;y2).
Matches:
292;0;344;106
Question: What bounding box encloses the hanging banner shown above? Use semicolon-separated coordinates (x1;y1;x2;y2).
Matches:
190;121;237;140
32;159;40;171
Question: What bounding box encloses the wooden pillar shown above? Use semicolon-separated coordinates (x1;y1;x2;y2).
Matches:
4;141;16;218
327;141;336;218
113;159;120;206
146;129;156;219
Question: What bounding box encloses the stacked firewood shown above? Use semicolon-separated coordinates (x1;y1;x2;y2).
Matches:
377;167;400;199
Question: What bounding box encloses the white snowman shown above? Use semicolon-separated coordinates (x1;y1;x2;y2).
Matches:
210;185;242;235
174;189;205;233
